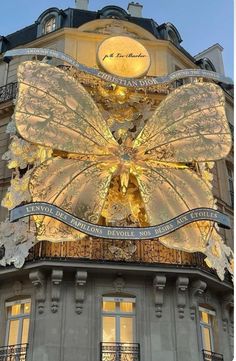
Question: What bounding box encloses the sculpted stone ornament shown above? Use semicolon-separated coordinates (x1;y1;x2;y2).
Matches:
204;238;234;281
0;49;233;280
75;270;88;315
0;219;35;268
176;277;189;319
153;274;166;318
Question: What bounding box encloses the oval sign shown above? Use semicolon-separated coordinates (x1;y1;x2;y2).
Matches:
97;36;151;78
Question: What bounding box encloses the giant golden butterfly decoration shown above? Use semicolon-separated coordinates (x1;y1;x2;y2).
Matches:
14;61;232;252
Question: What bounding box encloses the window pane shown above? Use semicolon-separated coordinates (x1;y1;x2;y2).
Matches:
24;303;31;314
45;18;56;34
120;318;133;343
120;302;133;313
201;326;212;351
103;317;116;342
200;311;209;324
8;320;19;345
11;304;21;316
21;318;30;344
103;301;116;312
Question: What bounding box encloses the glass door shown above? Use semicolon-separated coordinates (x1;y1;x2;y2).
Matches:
102;297;135;343
5;299;31;346
102;296;136;360
4;299;31;361
199;307;216;352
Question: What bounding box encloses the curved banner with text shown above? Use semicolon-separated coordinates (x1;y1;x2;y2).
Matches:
4;48;233;87
10;202;231;240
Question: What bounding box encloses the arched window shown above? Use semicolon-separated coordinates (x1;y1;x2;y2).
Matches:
98;6;129;20
196;58;216;72
43;17;56;34
168;29;179;45
157;22;182;47
36;8;65;38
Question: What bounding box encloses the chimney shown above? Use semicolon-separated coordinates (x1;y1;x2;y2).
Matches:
127;2;143;17
75;0;89;10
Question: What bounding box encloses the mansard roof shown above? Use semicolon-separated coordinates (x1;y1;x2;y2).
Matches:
0;5;194;64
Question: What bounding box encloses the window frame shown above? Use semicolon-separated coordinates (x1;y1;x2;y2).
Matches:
227;165;234;207
43;16;56;34
101;296;136;344
5;298;31;346
199;306;216;353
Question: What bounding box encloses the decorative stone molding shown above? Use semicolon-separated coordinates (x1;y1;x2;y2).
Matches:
51;269;63;313
176;277;189;319
221;293;233;332
29;270;46;314
75;270;88;314
13;281;23;296
229;308;234;357
153;274;166;318
189;280;207;320
113;276;126;292
203;290;213;305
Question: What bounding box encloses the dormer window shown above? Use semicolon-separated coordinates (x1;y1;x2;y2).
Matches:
158;22;183;48
196;58;216;72
168;29;179;45
44;17;56;34
98;5;129;20
36;8;66;38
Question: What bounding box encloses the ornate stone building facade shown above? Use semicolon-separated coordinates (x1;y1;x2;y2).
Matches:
0;2;233;361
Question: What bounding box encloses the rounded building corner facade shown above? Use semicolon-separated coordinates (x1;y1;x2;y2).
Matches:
0;2;234;361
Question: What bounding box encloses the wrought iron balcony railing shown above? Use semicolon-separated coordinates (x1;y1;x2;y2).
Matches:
100;342;140;361
0;343;28;361
27;239;209;270
0;82;17;104
202;350;224;361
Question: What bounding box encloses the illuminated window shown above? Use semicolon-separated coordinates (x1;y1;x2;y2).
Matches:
102;296;136;343
5;299;31;346
44;17;56;34
199;307;217;352
227;166;234;207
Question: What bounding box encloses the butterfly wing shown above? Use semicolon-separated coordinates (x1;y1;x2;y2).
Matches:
133;82;232;162
132;82;231;251
14;61;118;155
135;162;215;251
13;61;120;238
30;157;117;242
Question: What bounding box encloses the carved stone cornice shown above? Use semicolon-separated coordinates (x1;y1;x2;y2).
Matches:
176;277;189;319
75;270;88;314
189;280;207;320
153;274;166;318
29;270;46;314
51;269;63;313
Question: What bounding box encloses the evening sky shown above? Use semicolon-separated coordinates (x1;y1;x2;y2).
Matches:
0;0;233;78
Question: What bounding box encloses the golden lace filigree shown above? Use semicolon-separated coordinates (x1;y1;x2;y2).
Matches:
11;61;232;265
